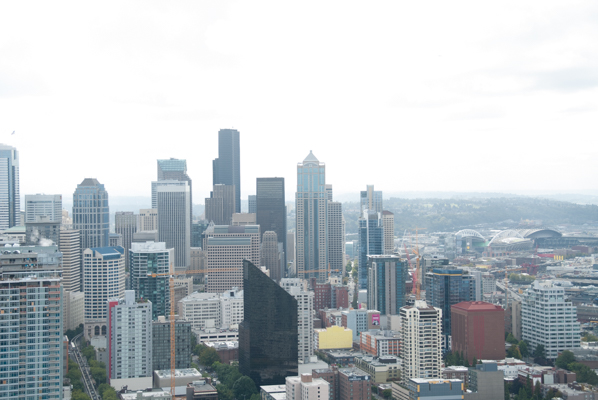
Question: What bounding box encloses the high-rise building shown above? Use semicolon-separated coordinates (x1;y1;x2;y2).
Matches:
59;229;82;292
466;363;505;400
73;178;109;250
262;231;282;281
0;144;19;230
296;151;328;282
248;195;256;214
115;211;137;271
152;317;192;371
360;185;382;214
213;129;241;214
400;300;442;383
421;257;450;293
256;177;287;270
153;158;193;214
83;246;126;339
138;208;158;231
191;220;209;248
425;268;474;346
178;287;244;330
156;180;191;270
358;210;383;289
107;290;152;380
205;184;236;225
0;246;63;399
25;194;62;223
451;302;505;364
382;211;394;254
281;278;314;364
522;280;580;359
285;374;330;400
25;217;61;246
327;201;344;276
367;255;408;315
130;241;173;320
239;260;298;386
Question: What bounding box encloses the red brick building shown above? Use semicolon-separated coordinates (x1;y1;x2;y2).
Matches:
451;301;504;364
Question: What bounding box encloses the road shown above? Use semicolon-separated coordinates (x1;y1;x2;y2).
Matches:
69;333;101;400
496;281;522;302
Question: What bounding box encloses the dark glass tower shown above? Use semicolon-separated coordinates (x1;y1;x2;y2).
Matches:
213;129;241;213
358;210;383;289
256;177;286;273
239;260;298;386
73;178;109;250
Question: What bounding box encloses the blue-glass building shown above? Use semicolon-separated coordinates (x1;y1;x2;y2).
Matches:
213;129;241;213
73;178;109;250
367;255;408;315
358;210;383;289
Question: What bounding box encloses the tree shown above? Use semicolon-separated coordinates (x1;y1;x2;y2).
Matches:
382;389;392;399
250;394;261;400
72;390;91;400
216;383;234;400
532;344;545;359
471;357;478;366
506;333;518;345
555;350;575;369
199;346;221;367
346;263;352;273
233;376;258;400
507;345;521;360
518;341;528;358
582;333;598;342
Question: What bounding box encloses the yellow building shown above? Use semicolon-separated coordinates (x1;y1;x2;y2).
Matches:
314;325;353;350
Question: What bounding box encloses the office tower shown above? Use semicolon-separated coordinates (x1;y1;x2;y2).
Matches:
466;363;505;400
63;290;85;332
256;177;287;269
287;232;295;263
239;260;298;386
73;178;109;250
83;246;125;339
179;287;244;330
204;224;260;292
281;278;314;364
109;233;122;247
451;302;505;363
325;184;333;201
107;290;153;380
152;318;192;371
59;229;82;292
248;195;256;214
285;374;330;400
367;255;408;315
138;208;158;231
232;213;256;226
505;299;522;340
426;268;474;347
115;211;137;271
382;210;394;254
327;201;344;275
130;241;173;320
156;180;191;269
262;231;282;281
153;158;193;215
421;256;449;293
213;128;241;213
522;280;580;359
400;300;442;383
357;210;383;289
25;217;61;246
296;151;328;282
205;184;236;225
0;246;63;400
360;185;382;214
25;194;62;223
191;220;209;247
0;144;19;230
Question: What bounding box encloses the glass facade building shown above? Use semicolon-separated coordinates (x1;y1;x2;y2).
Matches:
73;178;110;250
358;210;383;289
213;129;241;214
367;255;408;315
256;177;286;272
152;319;192;371
0;144;19;230
239;260;298;386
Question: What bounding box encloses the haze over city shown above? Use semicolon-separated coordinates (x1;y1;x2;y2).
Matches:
2;1;598;204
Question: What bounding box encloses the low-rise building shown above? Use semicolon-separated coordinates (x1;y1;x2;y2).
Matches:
359;331;400;357
286;374;330;400
152;368;202;389
354;354;400;383
185;379;218;400
205;341;239;364
393;379;463;400
260;384;287;400
117;388;171;400
441;366;469;381
314;326;353;350
464;363;505;400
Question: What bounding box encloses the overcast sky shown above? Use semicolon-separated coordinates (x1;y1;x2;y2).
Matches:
1;1;597;206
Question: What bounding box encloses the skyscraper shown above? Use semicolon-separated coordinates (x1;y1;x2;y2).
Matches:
59;229;82;292
213;129;241;213
281;278;315;364
73;178;109;250
256;177;287;270
382;210;395;255
358;210;383;289
138;208;158;231
115;211;137;272
262;231;282;281
153;158;193;211
239;260;298;386
0;144;19;230
367;255;408;315
83;246;126;339
400;300;442;383
248;195;256;214
360;185;383;214
156;180;191;269
0;246;63;399
296;151;328;282
25;194;62;223
205;184;236;225
327;201;344;276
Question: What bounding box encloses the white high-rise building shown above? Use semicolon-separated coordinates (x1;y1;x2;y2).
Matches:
296;151;328;283
178;287;244;330
281;278;314;364
59;229;82;292
156;180;191;270
25;194;62;223
83;246;126;339
107;290;152;380
327;201;344;275
382;210;395;254
0;144;19;230
286;374;330;400
400;300;442;384
522;280;580;359
138;208;158;231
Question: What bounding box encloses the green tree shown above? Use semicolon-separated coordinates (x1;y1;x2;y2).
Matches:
532;344;545;359
472;357;478;366
90;365;106;385
517;387;528;400
216;383;234;400
518;341;528;358
555;350;575;369
250;394;261;400
582;333;598;342
382;389;392;399
72;390;91;400
506;333;518;344
567;362;598;385
199;346;221;367
233;376;258;400
346;263;352;273
507;345;521;359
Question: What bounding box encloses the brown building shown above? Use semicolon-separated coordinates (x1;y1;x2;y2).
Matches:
310;278;350;311
186;379;219;400
313;367;371;400
451;301;505;364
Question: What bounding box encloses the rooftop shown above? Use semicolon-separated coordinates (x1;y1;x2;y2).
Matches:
154;368;201;378
452;301;504;312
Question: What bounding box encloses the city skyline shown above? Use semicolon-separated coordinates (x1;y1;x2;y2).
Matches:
1;2;597;204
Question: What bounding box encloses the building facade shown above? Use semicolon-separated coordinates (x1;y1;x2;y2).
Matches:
213;128;241;214
367;255;408;316
156;180;191;269
25;194;62;223
0;144;19;230
205;184;236;225
327;201;344;277
59;229;82;292
152;317;192;371
73;178;109;250
382;210;394;255
256;177;287;270
360;185;383;214
286;374;330;400
115;211;137;271
281;278;314;364
358;210;383;289
138;208;158;231
296;151;328;282
262;231;282;281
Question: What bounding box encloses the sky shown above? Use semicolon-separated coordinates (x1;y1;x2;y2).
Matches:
1;1;598;206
